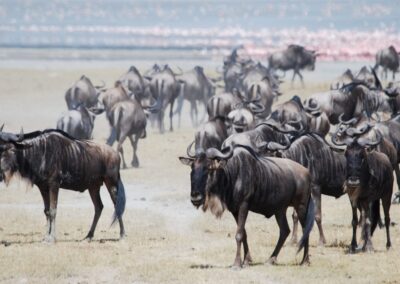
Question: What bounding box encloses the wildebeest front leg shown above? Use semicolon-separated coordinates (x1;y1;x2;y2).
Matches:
232;202;249;269
349;202;358;253
38;186;50;239
361;204;373;252
44;186;60;243
233;212;252;267
128;135;140;168
105;179;126;239
267;209;290;265
84;186;103;241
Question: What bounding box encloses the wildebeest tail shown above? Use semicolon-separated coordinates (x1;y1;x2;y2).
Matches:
111;178;126;226
297;196;315;254
111;106;124;141
370;199;381;236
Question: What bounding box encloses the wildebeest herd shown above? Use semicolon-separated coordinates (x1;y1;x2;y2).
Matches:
1;44;400;269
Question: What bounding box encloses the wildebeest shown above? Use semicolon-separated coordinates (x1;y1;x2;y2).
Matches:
119;66;148;97
175;66;217;127
56;105;103;140
330;69;354;90
108;89;156;168
268;44;317;86
148;65;181;133
227;89;266;134
332;132;393;252
192;117;228;153
0;128;126;242
260;133;347;245
100;81;132;145
179;145;314;266
374;46;399;80
65;75;105;110
207;91;241;121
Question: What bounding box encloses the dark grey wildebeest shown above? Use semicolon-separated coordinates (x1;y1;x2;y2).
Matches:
101;81;134;145
0;128;126;242
207;92;241;120
332;132;393;253
119;66;148;98
148;65;181;133
268;44;317;86
109;96;149;169
56;105;103;140
260;133;347;246
374;46;399;80
179;145;314;267
175;66;217;127
65;75;105;110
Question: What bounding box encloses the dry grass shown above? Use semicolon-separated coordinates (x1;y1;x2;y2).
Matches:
0;66;400;283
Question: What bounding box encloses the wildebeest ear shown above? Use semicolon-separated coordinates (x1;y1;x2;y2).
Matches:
178;157;194;166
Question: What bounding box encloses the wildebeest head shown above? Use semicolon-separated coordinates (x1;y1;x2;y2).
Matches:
332;128;381;187
0;127;27;184
179;144;232;209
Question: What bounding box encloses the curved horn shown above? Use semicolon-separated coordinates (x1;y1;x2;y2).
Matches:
304;99;320;112
338;113;358;125
357;131;382;147
206;145;234;160
250;102;265;114
266;141;291;151
186;141;196;158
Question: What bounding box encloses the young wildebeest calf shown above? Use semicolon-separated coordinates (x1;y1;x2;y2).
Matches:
179;145;314;267
0;128;126;242
333;133;393;252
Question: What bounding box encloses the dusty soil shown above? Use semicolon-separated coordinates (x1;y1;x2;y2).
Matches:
0;64;399;284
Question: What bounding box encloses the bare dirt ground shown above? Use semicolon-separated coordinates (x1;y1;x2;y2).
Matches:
0;64;400;284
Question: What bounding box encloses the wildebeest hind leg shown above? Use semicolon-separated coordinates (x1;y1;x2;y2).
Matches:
289;209;299;245
382;192;392;249
266;209;289;265
392;165;400;203
129;135;140;168
117;135;128;169
232;203;249;269
38;186;50;240
84;186;103;241
169;99;175;132
105;179;126;239
233;212;252;266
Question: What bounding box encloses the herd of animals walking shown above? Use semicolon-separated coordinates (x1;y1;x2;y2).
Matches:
1;44;400;268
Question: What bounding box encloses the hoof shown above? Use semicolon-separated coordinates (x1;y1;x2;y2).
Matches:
131;160;139;168
289;237;298;246
349;245;357;254
43;235;56;244
300;256;310;266
318;238;327;247
242;255;253;267
363;244;374;253
231;264;242;271
265;256;277;265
